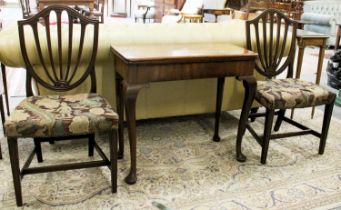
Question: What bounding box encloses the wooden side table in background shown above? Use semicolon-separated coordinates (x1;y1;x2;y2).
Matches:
292;29;329;118
181;14;202;23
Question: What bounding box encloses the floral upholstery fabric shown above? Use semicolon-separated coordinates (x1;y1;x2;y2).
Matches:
5;93;118;138
255;78;336;110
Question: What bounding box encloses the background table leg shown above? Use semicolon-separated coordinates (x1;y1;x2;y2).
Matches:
213;77;225;142
291;45;305;119
312;45;326;118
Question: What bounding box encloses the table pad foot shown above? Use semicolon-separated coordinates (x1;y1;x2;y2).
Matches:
125;171;137;185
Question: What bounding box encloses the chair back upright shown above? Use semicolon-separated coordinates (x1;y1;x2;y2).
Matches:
246;9;297;79
95;0;105;22
17;5;99;97
19;0;33;19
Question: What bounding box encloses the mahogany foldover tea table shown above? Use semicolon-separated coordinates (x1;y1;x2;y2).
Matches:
111;43;257;184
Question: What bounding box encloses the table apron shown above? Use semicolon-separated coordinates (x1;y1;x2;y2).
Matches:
115;59;256;84
297;38;327;47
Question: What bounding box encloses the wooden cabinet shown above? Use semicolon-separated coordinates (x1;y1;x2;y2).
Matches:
272;0;304;20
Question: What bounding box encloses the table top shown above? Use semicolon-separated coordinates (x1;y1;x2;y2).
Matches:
111;43;257;64
202;8;232;14
296;29;329;38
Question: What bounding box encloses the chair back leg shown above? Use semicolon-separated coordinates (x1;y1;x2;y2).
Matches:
7;137;23;206
88;134;95;156
0;94;5;159
261;108;275;164
319;100;335;154
109;129;118;193
274;109;286;132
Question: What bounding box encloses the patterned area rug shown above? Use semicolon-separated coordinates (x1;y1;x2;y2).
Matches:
0;109;341;209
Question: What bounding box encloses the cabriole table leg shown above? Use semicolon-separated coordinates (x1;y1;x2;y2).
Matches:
236;76;256;162
122;82;144;185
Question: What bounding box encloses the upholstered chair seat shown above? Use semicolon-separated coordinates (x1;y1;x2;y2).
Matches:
256;78;336;110
5;93;118;138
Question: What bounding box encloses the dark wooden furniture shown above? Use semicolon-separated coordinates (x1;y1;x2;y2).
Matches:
227;0;248;10
19;0;38;19
0;16;8;160
294;29;329;118
7;6;118;206
335;24;341;51
242;0;303;20
0;64;5;160
274;0;303;20
38;0;95;16
111;43;257;184
243;9;335;164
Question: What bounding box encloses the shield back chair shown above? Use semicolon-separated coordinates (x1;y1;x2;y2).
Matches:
134;0;156;23
238;9;336;164
161;0;204;23
5;5;118;206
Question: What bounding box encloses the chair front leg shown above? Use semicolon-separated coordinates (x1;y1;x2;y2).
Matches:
7;137;23;206
109;129;118;193
274;109;286;132
319;100;335;154
261;108;275;164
